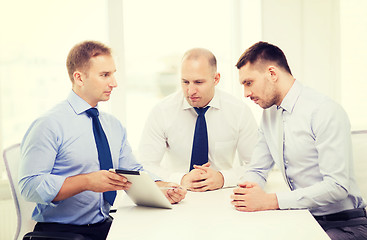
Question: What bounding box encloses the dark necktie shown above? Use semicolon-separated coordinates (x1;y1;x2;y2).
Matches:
86;108;116;206
190;106;210;171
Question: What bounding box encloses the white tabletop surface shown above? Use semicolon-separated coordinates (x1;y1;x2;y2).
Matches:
107;186;330;240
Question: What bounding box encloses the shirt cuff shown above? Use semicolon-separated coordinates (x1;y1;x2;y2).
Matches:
276;191;300;210
239;172;267;189
220;169;238;188
36;174;66;205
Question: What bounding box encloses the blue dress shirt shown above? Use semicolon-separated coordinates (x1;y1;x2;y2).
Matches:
241;80;366;215
19;91;146;225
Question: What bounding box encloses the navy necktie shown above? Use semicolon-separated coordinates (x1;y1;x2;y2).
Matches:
86;108;116;206
190;106;210;171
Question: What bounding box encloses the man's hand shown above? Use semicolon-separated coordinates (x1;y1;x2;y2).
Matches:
181;163;224;192
54;170;131;202
230;182;279;212
155;181;187;204
86;170;131;192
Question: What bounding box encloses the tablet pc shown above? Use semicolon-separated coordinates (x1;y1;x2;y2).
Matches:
110;169;172;209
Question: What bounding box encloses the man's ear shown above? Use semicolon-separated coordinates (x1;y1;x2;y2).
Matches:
214;72;221;85
268;66;278;82
73;71;84;87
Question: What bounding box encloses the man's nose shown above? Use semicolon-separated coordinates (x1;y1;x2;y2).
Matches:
244;86;252;98
188;84;196;95
110;76;118;88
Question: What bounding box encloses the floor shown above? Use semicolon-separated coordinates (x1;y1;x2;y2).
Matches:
0;182;16;240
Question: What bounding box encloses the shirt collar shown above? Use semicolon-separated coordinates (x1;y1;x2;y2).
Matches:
67;90;98;115
278;80;303;113
181;89;221;110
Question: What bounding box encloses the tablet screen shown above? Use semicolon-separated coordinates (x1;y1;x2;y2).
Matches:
111;169;172;209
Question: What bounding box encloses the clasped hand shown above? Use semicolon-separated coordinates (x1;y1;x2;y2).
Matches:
230;182;279;212
181;163;224;192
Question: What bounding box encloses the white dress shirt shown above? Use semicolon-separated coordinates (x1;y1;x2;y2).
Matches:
138;89;258;187
241;80;366;215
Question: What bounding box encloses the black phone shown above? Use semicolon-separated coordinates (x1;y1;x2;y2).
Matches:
113;169;140;175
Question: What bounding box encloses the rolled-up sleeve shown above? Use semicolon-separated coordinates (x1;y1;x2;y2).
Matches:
19;117;66;205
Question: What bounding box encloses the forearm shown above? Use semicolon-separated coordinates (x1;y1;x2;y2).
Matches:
276;179;348;210
239;169;269;188
239;155;274;189
53;174;89;202
238;124;274;188
19;173;66;204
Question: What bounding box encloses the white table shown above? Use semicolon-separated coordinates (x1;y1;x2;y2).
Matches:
107;187;330;240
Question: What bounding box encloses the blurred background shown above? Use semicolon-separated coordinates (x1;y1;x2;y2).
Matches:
1;0;366;238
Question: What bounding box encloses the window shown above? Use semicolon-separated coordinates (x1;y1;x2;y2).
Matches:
0;0;109;179
0;0;263;181
122;0;262;148
340;0;367;130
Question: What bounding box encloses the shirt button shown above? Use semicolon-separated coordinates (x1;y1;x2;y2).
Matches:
290;179;294;183
285;160;289;164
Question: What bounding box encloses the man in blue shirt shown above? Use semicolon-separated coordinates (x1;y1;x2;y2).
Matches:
231;41;367;239
19;41;186;240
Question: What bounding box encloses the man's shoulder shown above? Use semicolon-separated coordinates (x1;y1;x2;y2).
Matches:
152;91;184;112
299;86;340;112
37;100;71;123
302;86;328;101
23;100;72;137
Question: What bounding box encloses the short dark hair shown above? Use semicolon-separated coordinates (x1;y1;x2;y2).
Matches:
66;40;112;82
236;41;292;75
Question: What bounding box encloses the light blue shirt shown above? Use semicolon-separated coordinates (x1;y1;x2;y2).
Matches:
241;80;365;215
19;91;146;225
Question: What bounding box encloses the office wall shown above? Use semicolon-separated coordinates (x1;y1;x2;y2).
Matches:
108;0;127;125
340;0;367;130
261;0;340;101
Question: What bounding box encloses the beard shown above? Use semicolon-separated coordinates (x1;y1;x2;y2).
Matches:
259;87;281;109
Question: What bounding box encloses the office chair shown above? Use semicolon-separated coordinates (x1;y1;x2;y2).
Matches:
351;130;367;202
3;144;85;240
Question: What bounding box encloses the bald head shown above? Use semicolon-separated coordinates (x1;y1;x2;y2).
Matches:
180;48;220;108
182;48;217;74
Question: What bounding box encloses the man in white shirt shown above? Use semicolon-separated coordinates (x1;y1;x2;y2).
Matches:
231;41;367;240
138;48;258;191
